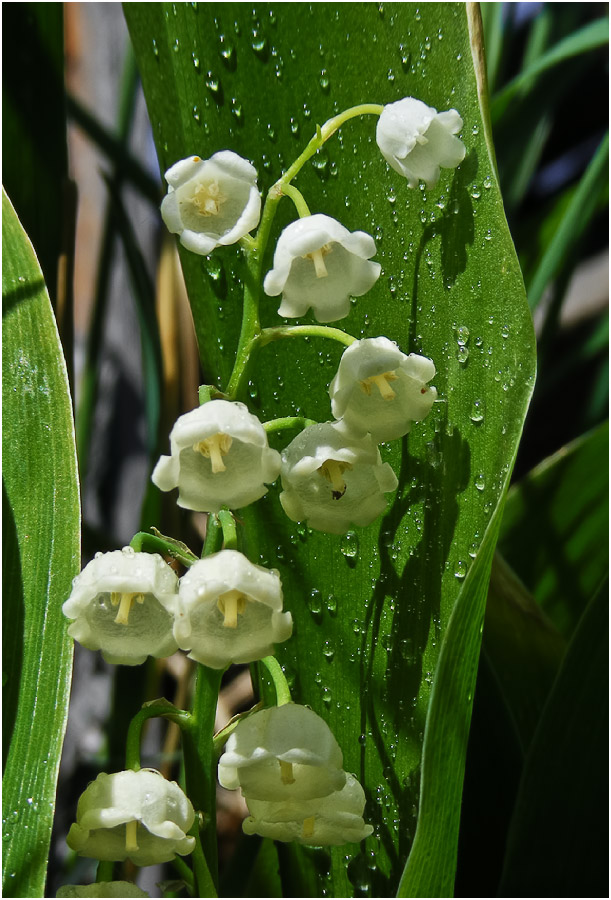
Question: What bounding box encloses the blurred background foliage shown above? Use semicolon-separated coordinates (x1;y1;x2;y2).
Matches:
2;2;608;897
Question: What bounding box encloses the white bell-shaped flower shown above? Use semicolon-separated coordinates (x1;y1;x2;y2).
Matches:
330;337;438;442
152;400;281;513
175;550;293;668
218;704;346;802
57;883;149;898
243;773;373;846
66;769;195;866
62;548;178;666
160;151;261;255
263;214;381;323
376;97;465;188
279;422;398;534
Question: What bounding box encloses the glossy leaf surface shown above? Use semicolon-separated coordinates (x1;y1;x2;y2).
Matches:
124;4;536;895
2;192;80;897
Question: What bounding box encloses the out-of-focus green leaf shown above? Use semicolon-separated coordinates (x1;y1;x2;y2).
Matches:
480;3;505;95
2;191;80;897
499;422;608;639
454;651;523;899
2;3;67;307
498;578;608;898
75;46;142;480
66;93;160;206
103;175;163;460
491;17;609;121
527;132;609;312
483;553;566;752
125;3;536;895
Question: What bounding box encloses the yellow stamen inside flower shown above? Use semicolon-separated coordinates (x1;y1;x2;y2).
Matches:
318;459;352;500
359;371;399;400
193;433;233;473
302;815;316;838
191;180;226;217
279;760;295;784
111;592;145;626
304;243;332;279
125;820;139;852
415;132;429;146
217;589;247;628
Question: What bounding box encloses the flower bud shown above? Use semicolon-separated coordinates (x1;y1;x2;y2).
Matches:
376;97;465;188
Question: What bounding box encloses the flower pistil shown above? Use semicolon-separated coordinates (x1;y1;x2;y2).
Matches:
216;589;248;628
125;820;139;853
189;179;226;217
193;432;233;473
359;371;398;400
318;459;352;499
111;592;145;626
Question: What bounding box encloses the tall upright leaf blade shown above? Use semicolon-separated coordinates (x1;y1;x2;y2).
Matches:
125;3;536;895
500;422;609;638
2;191;80;897
498;579;608;899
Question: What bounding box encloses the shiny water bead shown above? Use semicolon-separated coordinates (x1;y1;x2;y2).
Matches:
160;151;261;254
376;97;465;188
175;550;292;668
56;883;149;898
152;400;281;512
263;214;381;323
330;336;438;441
279;422;398;534
62;549;178;666
243;772;373;846
218;704;346;802
66;770;195;867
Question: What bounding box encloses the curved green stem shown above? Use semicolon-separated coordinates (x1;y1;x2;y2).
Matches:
125;702;194;771
191;665;225;890
129;530;198;568
280;183;312;218
280;103;384;185
224;104;379;400
260;656;292;706
258;324;357;348
263;416;317;434
202;513;223;558
218;508;238;550
171;853;195;891
225;252;264;399
189;827;217;898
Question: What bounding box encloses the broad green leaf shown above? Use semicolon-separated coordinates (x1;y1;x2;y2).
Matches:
499;422;609;638
498;578;608;898
2;192;80;896
125;3;536;895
